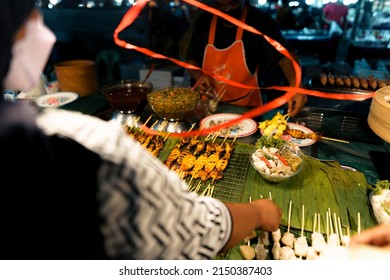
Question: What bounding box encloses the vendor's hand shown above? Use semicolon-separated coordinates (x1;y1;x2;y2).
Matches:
349;224;390;249
287;93;307;117
194;75;214;94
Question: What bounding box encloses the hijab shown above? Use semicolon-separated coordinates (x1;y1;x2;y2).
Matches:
0;0;36;94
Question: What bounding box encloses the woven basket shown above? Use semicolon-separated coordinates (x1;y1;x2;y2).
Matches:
54;60;98;96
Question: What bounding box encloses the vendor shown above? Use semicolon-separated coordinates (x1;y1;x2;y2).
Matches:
185;0;307;117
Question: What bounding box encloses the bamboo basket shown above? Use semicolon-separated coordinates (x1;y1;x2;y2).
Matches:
54;60;99;96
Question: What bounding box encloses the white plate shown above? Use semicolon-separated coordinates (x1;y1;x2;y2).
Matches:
35;92;79;108
260;122;316;147
200;113;258;138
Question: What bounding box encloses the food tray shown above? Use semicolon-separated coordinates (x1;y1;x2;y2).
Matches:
309;78;376;94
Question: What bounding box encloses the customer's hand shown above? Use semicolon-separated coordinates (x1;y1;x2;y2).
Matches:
222;199;282;251
250;199;282;232
287;93;307;117
349;224;390;249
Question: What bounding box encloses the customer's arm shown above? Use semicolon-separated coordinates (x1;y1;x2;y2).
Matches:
221;199;282;252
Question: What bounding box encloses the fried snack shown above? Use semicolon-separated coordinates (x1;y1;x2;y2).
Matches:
343;75;352;87
335;75;344;86
368;75;378;89
359;77;368;89
320;72;327;86
327;73;335;85
351;75;360;88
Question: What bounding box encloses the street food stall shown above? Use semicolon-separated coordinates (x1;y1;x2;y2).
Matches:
35;0;390;260
57;82;389;260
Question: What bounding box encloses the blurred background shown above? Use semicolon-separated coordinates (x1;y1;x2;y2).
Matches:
36;0;390;92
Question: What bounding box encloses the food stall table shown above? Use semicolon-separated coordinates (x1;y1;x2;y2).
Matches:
62;94;386;259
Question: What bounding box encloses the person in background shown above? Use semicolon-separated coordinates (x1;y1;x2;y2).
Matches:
0;0;282;260
321;0;349;31
276;0;297;30
320;0;349;66
185;0;307;117
358;1;373;31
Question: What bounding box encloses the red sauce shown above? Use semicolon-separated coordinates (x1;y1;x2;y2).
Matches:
106;86;149;113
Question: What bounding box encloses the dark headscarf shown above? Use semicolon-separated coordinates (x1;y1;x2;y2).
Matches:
0;0;36;94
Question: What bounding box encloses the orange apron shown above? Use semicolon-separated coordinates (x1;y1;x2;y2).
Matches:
202;7;262;107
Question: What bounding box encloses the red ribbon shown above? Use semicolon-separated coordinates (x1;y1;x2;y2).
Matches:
113;0;376;138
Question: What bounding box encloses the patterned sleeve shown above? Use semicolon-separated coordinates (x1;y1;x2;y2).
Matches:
37;109;232;260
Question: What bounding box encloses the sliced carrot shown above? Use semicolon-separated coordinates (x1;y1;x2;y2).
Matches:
258;155;271;168
275;153;288;166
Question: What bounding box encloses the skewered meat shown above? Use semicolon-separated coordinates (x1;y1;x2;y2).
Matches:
327;233;340;246
208;169;223;182
259;231;270;246
285;128;320;141
294;236;309;257
340;235;350;247
204;153;219;173
368;75;378;89
272;241;281;260
343;75;352;87
320;72;327;86
279;246;295;260
255;243;268;260
272;228;281;243
378;79;387;88
191;169;209;181
215;152;230;172
180;153;197;171
281;232;294;248
165;145;181;168
239;245;256;260
351;75;360;88
192;154;208;173
306;247;318;260
359;77;368;89
335;76;344;86
327;73;335;85
311;232;327;253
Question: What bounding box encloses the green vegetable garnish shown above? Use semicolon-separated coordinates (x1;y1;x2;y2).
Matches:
255;135;286;149
370;179;390;195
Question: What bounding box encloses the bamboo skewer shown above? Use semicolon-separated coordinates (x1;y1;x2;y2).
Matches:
301;204;305;237
287;201;292;233
333;212;339;239
326;212;329;240
318;214;321;233
320;136;349;144
357;212;361;234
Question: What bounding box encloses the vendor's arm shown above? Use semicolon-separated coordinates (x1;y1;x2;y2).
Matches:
279;53;307;117
186;59;214;93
